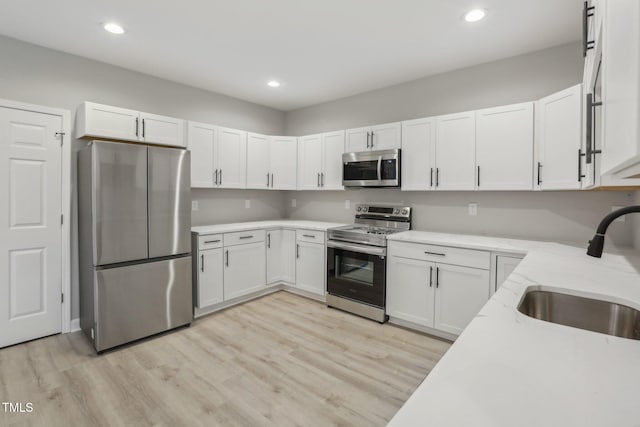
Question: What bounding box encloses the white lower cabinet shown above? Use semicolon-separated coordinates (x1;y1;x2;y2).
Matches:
386;241;491;336
197;248;224;308
295;238;326;296
266;229;296;285
223;241;266;300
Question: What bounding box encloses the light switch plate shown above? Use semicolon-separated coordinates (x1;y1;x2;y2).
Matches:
345;199;351;209
468;203;478;216
192;201;198;211
291;198;297;208
245;199;251;209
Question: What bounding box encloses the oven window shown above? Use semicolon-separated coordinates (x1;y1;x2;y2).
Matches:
336;254;375;286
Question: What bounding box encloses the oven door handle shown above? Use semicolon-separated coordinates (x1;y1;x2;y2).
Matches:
377;155;382;182
327;240;386;257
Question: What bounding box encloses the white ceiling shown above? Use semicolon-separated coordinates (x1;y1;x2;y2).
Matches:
0;0;582;111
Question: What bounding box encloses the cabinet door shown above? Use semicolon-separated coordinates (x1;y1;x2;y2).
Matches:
295;241;325;296
495;255;522;292
246;133;271;189
217;127;247;189
434;264;490;335
266;229;282;284
536;85;583;190
476;103;533;190
197;248;224;307
435;112;476;190
187;121;216;187
370;122;401;150
401;118;436;190
322;131;345;190
345;126;370;152
81;102;139;142
297;134;323;190
270;136;298;190
139;112;186;147
386;256;435;328
224;242;266;300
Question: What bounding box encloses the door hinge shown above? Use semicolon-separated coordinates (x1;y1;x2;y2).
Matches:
55;132;65;146
61;293;64;304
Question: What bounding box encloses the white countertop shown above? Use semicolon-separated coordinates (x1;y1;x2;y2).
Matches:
191;220;345;235
387;230;640;427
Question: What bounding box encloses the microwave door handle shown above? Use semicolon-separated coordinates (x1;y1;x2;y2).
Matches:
377;156;382;182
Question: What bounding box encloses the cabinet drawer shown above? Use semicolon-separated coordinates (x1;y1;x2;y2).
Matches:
224;229;265;246
198;234;223;250
388;241;490;270
296;229;325;244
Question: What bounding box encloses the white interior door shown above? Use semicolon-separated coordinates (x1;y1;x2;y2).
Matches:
0;107;63;348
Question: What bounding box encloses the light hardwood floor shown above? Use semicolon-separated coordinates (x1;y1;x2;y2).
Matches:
0;291;450;426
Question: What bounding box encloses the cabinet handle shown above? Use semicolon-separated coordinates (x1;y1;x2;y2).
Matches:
436;168;440;188
477;165;480;188
142;118;146;138
578;149;586;182
219;170;222;185
429;266;433;288
585;93;603;164
430;168;433;188
370;131;374;148
302;234;315;238
271;173;274;188
436;267;440;288
267;173;270;187
214;169;218;185
537;162;542;186
135;117;139;137
204;239;220;244
321;173;324;187
225;250;229;267
201;254;204;272
424;251;445;257
366;132;370;148
239;235;253;240
267;233;271;248
296;244;300;259
582;1;595;58
317;173;320;187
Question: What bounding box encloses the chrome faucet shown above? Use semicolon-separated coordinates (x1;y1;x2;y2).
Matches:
587;205;640;258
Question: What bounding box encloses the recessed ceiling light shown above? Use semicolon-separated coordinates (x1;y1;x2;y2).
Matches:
464;9;486;23
267;80;281;88
103;22;125;34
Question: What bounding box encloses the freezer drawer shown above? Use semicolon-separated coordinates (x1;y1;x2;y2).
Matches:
94;256;192;352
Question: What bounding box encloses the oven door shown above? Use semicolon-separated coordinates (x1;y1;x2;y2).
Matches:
326;241;386;308
342;149;400;187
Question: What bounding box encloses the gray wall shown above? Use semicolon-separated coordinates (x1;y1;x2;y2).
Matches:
284;42;583;135
191;189;286;226
284;190;634;247
0;35;286;320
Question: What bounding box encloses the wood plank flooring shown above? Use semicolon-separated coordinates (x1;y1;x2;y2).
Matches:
0;291;450;426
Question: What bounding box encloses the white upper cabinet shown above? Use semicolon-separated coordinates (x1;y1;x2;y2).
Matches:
297;131;344;190
535;85;583;190
76;102;185;148
270;136;298;190
217;127;247;189
345;122;401;152
476;103;534;190
188;121;217;187
435;112;476;190
599;0;640;178
246;132;271;189
401;118;436;190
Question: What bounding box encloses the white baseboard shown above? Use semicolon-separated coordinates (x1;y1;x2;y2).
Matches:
70;318;81;332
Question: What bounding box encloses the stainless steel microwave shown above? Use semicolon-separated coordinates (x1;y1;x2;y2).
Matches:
342;149;401;188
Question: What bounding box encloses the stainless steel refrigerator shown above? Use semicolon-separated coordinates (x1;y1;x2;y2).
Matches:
78;140;192;352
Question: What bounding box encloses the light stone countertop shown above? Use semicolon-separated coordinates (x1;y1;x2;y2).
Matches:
387;230;640;427
191;220;346;235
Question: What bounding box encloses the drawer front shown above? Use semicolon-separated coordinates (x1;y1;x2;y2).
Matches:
296;229;325;244
224;229;266;246
198;234;223;250
388;241;490;270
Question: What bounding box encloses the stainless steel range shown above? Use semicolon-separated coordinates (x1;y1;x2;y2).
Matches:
326;204;411;323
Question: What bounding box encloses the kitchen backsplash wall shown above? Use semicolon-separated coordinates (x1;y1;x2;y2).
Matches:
192;189;286;226
284;42;582;136
284;190;635;247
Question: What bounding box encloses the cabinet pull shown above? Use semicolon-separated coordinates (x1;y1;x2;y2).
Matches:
296;244;300;259
537;162;542;186
239;235;253;240
142;118;146;138
477;165;480;188
225;250;229;267
578;149;586;182
317;173;320;187
204;239;220;244
266;173;270;187
267;233;271;248
135;117;139;137
321;173;324;187
582;1;595;58
436;267;440;288
219;170;222;185
424;251;445;257
302;234;315;238
370;131;374;148
271;173;274;188
366;131;370;148
201;254;204;272
436;168;439;188
430;168;433;188
429;266;433;287
585;93;603;164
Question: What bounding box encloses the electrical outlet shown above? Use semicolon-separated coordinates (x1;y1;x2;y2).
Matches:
612;206;625;222
468;203;478;216
245;199;251;209
291;198;297;208
345;199;351;209
191;201;199;211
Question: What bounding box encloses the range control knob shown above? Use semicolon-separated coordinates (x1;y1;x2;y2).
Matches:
393;209;399;214
356;206;362;212
401;209;408;215
362;206;368;212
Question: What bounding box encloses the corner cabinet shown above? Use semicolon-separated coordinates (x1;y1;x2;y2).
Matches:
266;229;296;285
76;102;186;148
297;131;344;190
246;134;297;190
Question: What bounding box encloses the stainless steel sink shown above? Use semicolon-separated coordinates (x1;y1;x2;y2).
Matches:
518;290;640;340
